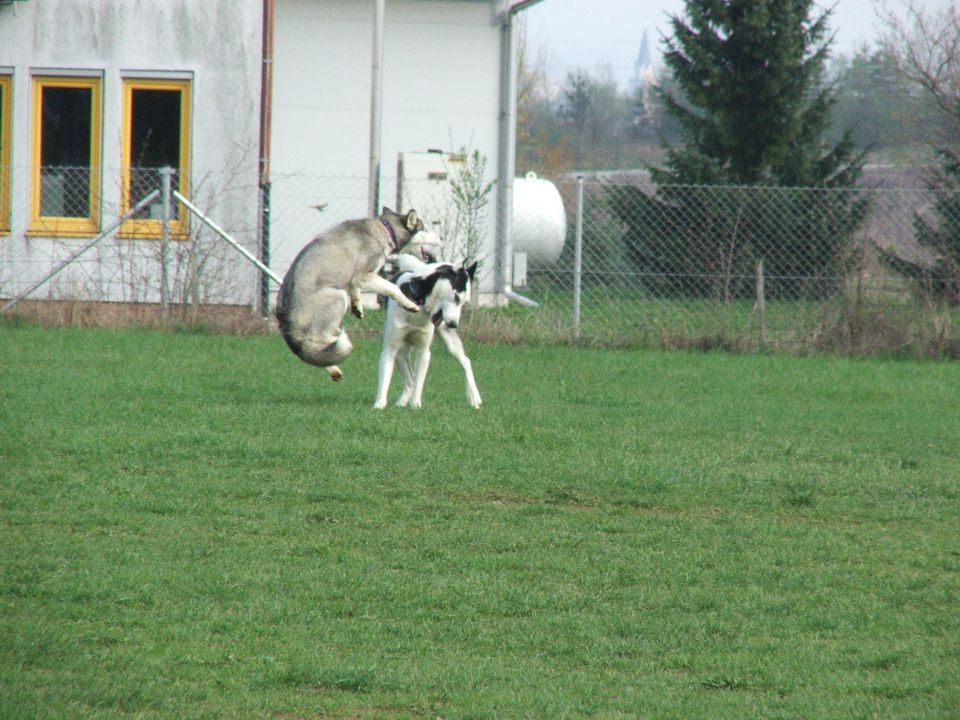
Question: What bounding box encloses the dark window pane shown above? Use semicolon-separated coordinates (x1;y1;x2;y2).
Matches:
40;86;92;218
130;89;181;169
129;88;182;217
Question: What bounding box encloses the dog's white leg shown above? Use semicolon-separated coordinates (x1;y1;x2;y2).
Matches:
358;274;420;313
372;345;397;409
395;346;415;406
409;345;432;409
438;325;481;408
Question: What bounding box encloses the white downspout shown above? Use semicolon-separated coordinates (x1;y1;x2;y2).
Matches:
495;0;545;308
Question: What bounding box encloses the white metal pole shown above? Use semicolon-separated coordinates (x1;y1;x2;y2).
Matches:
173;191;283;286
495;6;538;308
573;175;584;339
368;0;385;217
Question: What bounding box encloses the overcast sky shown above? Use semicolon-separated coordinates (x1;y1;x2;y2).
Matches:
522;0;894;90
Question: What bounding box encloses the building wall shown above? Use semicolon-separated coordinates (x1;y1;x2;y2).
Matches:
0;0;264;305
269;0;502;290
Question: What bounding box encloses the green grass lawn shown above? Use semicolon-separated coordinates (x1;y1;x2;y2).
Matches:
1;325;958;719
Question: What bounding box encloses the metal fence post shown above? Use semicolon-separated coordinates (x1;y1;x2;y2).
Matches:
573;175;584;340
259;181;272;317
159;167;173;321
755;257;766;345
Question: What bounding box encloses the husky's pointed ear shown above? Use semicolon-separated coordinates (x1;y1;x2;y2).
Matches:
404;210;418;231
380;206;394;216
465;259;478;281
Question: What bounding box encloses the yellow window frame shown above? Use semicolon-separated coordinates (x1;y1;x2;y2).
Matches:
0;75;11;234
29;76;102;236
120;78;191;239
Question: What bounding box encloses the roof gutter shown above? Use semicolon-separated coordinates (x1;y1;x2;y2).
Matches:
509;0;547;12
495;0;546;309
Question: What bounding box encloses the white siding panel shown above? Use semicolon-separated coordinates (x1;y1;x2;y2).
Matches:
0;0;264;306
272;0;500;177
271;0;502;285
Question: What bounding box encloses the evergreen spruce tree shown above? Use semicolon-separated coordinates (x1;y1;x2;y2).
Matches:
609;0;869;299
870;1;960;307
881;148;960;305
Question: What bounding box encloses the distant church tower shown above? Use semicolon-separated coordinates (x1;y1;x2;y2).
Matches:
631;29;658;138
631;29;655;93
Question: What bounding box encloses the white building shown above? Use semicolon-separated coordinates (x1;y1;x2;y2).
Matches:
0;0;540;314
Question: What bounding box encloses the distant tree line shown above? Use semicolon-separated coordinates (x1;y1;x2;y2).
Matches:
517;0;960;306
517;14;950;174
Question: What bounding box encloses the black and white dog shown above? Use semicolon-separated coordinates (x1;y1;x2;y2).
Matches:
373;257;481;409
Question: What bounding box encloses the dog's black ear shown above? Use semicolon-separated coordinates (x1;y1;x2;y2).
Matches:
465;260;478;281
400;278;427;306
404;210;418;231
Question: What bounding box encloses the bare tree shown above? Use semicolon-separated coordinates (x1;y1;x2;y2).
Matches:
878;0;960;144
515;15;548;152
877;2;960;305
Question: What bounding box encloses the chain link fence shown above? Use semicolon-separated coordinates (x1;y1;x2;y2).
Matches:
498;175;960;358
1;165;262;325
3;165;959;358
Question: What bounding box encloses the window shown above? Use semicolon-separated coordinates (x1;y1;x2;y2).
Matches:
120;78;191;238
0;74;11;233
29;76;102;235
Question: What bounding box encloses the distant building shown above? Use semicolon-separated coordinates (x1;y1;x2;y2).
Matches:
630;29;656;94
0;0;542;314
630;29;658;134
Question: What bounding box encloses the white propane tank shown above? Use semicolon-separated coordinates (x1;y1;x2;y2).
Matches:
512;172;567;265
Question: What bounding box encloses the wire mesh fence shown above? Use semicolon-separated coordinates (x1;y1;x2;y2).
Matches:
1;165;262;324
501;175;960;358
2;165;959;357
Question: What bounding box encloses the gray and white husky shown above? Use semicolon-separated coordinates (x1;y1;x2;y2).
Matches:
275;208;439;381
373;256;480;409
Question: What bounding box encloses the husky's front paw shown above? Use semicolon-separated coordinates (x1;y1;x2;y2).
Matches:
399;299;420;314
326;366;343;382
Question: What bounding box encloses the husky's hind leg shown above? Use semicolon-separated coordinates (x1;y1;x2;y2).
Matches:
301;327;353;381
281;288;354;379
